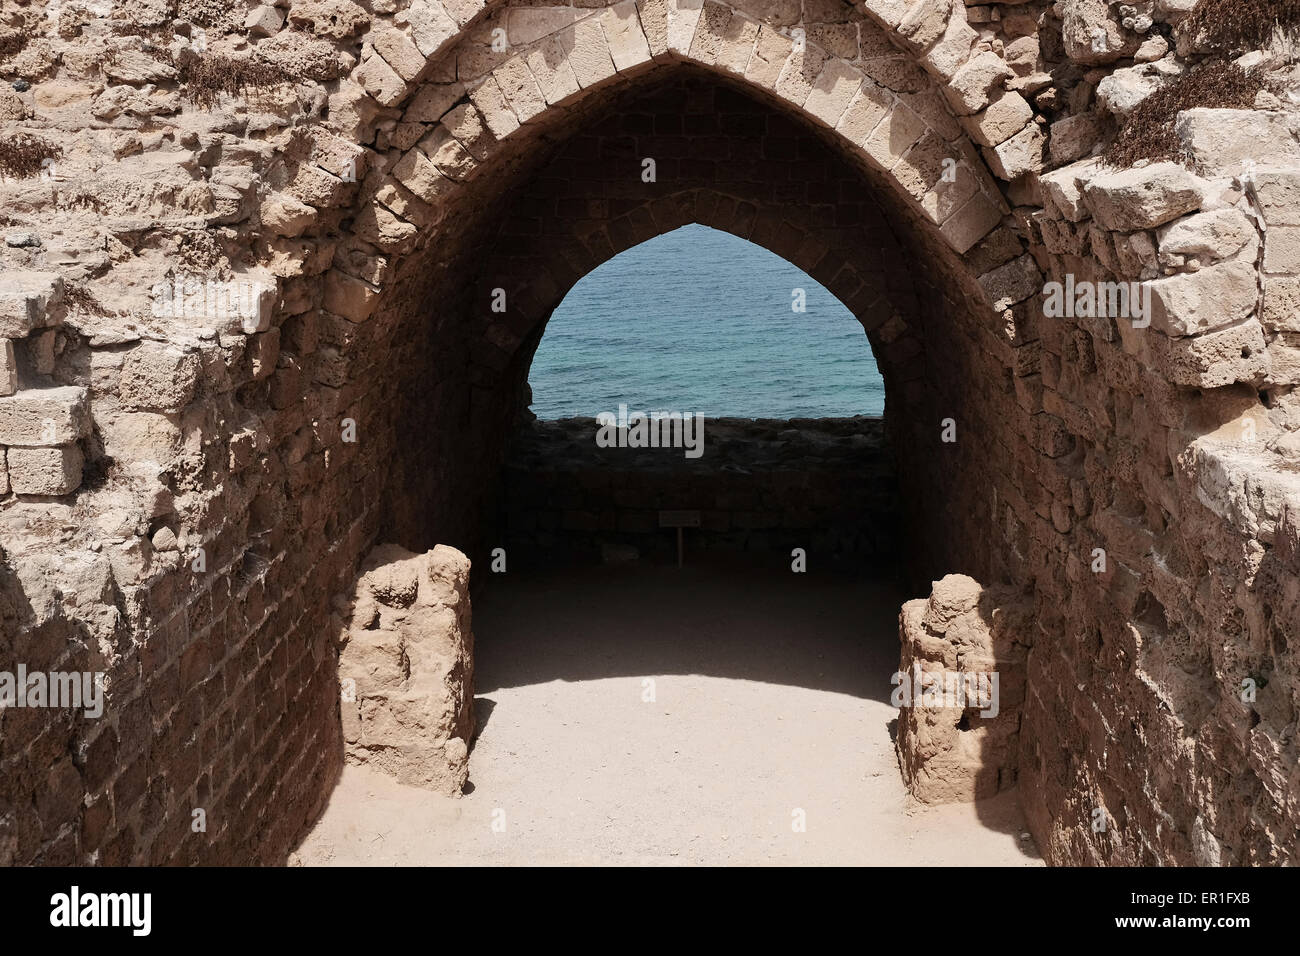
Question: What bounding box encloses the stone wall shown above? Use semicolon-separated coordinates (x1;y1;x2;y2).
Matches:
501;416;900;564
0;0;1298;867
338;543;474;793
896;573;1032;804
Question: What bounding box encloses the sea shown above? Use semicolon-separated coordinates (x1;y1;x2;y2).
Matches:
526;224;886;420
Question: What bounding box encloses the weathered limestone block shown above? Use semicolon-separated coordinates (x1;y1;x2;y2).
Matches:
392;146;458;205
1254;168;1300;226
324;269;382;322
860;0;908;28
1157;208;1257;265
1113;229;1159;278
688;0;729;64
1177;109;1300;178
666;0;706;57
1264;226;1300;274
289;0;371;39
339;544;475;793
443;0;486;26
804;60;867;127
258;31;346;83
1039;158;1097;221
983;122;1044;179
714;11;758;75
150;272;276;334
353;199;420;252
373;28;428;83
525;34;582;104
566;18;618;88
91;85;180;120
979;253;1041;310
1262;276;1300;333
119;344;201;413
6;444;83;496
1095;59;1183;116
963;90;1033;147
507;6;583;46
245;5;285;36
601;0;654;72
417;125;479;180
1048;112;1104;165
896;574;1032;804
939;190;1003;253
1193;441;1300;543
261;193;318;238
0;387;91;446
0;272;63;339
945;50;1014;116
103;49;176;84
897;0;954;53
356;52;410;107
1147;318;1268;387
404;0;461;57
774;38;829;107
835;80;893;146
1061;0;1141;64
493;56;548;122
744;24;795;90
437;102;491;161
862;103;928;171
922;14;978;81
1083;162;1204;231
1144;261;1259;336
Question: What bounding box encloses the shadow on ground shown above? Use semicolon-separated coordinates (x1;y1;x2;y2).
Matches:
473;554;907;703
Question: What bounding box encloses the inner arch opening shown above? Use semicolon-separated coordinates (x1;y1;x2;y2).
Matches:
306;65;1035;865
528;223;886;419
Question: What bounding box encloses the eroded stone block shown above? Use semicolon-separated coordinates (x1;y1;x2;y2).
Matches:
896;574;1031;804
339;543;475;794
0;386;90;446
7;444;83;496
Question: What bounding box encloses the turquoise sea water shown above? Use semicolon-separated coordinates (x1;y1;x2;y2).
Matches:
527;224;886;419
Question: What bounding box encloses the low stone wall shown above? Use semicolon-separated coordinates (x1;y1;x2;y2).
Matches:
338;544;474;794
500;416;900;565
896;574;1032;804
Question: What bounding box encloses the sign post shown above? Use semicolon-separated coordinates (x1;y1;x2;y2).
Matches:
658;510;701;569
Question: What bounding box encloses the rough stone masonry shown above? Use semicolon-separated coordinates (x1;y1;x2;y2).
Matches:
338;543;474;794
0;0;1299;866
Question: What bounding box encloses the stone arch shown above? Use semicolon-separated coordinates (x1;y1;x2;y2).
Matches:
482;180;923;405
322;0;1027;328
279;0;1041;584
470;74;929;411
322;48;1015;585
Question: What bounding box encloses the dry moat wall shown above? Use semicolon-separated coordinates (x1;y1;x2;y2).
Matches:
500;416;900;564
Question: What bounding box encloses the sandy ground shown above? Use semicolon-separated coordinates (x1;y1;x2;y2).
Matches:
294;558;1043;866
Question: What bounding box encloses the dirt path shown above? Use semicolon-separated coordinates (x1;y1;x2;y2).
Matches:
294;560;1042;866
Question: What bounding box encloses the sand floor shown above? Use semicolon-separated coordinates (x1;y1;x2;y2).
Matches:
294;559;1043;866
